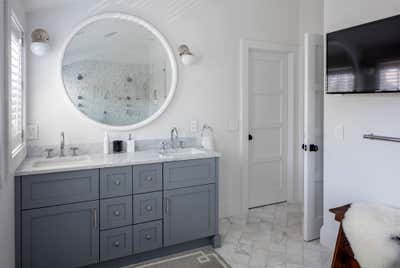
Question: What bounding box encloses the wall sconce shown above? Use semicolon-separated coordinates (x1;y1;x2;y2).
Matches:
178;44;195;65
30;29;50;56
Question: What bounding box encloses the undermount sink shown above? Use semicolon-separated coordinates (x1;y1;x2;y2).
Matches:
159;148;207;157
32;155;91;168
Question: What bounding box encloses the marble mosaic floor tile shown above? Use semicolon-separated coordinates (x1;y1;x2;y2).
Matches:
216;203;333;268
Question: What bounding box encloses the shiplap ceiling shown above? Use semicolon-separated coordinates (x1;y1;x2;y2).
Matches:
23;0;81;12
24;0;206;23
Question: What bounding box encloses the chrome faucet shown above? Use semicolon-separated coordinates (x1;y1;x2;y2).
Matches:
60;132;65;157
170;127;179;149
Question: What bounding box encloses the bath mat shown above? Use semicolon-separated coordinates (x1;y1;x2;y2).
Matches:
123;248;231;268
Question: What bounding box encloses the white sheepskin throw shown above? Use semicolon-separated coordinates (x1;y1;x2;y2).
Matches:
342;203;400;268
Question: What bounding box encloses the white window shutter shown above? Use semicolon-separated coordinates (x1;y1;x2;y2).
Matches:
379;62;400;91
10;15;24;155
327;68;355;92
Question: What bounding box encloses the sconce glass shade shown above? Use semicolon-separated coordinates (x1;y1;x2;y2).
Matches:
31;42;50;56
31;28;50;56
178;44;195;65
181;54;195;65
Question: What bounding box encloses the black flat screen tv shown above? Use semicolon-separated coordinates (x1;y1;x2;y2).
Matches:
327;15;400;94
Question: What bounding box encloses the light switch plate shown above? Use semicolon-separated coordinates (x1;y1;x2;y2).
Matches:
227;119;239;132
334;124;344;141
27;124;39;140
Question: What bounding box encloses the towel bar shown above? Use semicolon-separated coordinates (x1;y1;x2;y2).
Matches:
363;133;400;143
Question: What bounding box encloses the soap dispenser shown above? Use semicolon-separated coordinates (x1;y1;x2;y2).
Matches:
127;133;136;153
201;124;215;150
103;132;110;154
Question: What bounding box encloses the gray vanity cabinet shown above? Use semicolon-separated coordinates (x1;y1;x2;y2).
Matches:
17;157;219;268
21;201;99;268
164;184;216;247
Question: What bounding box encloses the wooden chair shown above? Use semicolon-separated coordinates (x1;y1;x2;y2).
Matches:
330;204;361;268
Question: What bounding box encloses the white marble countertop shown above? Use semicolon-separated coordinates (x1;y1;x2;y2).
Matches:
15;148;221;176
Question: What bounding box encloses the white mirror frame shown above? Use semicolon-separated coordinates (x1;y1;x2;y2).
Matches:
59;13;178;131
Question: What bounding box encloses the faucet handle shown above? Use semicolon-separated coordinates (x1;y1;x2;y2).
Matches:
179;140;185;149
70;147;79;156
44;148;54;159
160;141;168;152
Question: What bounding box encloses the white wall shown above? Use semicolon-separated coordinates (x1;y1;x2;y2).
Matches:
321;0;400;248
26;0;306;218
0;1;26;267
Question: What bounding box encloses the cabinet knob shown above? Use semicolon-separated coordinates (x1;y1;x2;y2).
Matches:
146;176;153;182
114;241;120;247
114;210;120;216
145;205;153;212
114;180;121;185
145;234;152;240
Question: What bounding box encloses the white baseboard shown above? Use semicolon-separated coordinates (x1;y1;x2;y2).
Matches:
320;224;339;249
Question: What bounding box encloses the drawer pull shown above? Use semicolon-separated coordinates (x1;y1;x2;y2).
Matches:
145;234;152;240
114;210;120;216
114;241;120;247
92;208;97;229
165;198;170;214
114;180;121;185
145;205;153;212
146;176;153;182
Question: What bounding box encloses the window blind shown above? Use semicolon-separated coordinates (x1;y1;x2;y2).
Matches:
10;16;24;155
327;68;355;92
379;62;400;91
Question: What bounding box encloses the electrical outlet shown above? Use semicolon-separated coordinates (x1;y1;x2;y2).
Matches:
27;124;39;140
190;120;198;133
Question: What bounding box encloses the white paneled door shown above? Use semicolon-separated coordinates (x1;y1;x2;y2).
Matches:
303;33;324;241
248;49;288;208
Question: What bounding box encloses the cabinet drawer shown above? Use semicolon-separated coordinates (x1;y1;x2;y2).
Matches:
163;158;216;190
133;164;162;194
133;221;162;254
100;226;133;262
100;166;132;198
21;169;99;209
133;192;162;224
100;196;132;230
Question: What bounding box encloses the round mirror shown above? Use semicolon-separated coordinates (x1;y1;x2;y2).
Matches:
61;14;178;130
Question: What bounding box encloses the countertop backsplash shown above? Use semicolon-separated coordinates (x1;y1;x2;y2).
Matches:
27;137;199;158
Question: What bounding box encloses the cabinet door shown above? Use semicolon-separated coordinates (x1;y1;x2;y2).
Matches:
164;184;216;246
22;201;99;268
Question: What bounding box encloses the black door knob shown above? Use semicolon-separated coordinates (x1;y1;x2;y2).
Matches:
309;144;319;152
248;134;253;141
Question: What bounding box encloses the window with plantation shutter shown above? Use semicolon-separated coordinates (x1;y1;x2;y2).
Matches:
379;61;400;91
9;15;24;155
327;68;355;92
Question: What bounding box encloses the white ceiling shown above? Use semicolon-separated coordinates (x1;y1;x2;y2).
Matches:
23;0;80;12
